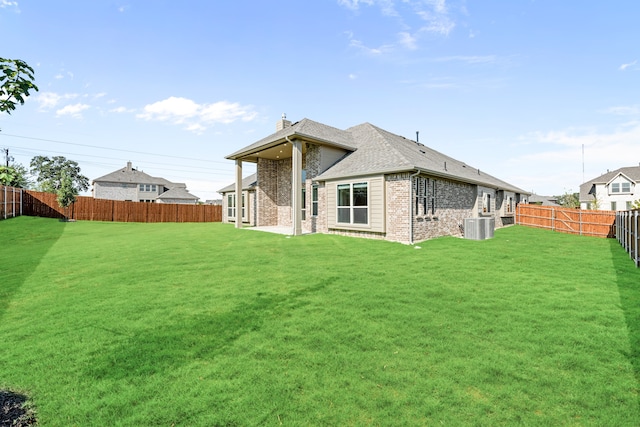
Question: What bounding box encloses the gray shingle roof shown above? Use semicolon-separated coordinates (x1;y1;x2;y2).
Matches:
225;119;529;194
315;123;528;193
156;186;199;201
579;166;640;201
218;173;257;193
93;164;165;185
225;118;355;159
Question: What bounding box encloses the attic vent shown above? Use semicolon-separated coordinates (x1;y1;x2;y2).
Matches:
419;149;426;154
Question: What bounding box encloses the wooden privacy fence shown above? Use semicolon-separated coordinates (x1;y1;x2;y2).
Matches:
8;188;221;223
0;185;23;219
516;204;616;238
616;210;640;267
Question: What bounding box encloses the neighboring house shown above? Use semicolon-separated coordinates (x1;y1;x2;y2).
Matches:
579;166;640;211
93;162;200;204
222;117;530;244
528;194;561;206
219;173;257;226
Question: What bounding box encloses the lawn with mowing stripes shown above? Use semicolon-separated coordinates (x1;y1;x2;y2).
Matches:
1;216;639;425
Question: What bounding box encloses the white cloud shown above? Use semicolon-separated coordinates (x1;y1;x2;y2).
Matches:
36;92;79;110
398;31;417;50
137;96;257;133
349;73;358;80
0;0;19;11
432;55;498;64
337;0;374;10
340;0;457;54
56;103;90;118
109;106;135;113
513;124;640;178
619;60;637;71
605;105;640;116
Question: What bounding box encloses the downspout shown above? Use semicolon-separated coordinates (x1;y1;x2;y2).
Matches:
409;170;421;244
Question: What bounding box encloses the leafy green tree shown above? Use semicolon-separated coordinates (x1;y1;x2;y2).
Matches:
0;164;31;187
0;58;39;114
632;199;640;210
56;170;77;220
30;155;89;194
555;190;579;208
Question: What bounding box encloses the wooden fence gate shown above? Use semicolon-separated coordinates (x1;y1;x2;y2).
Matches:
516;204;616;238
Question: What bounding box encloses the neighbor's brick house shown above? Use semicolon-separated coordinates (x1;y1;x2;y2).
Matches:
221;117;529;244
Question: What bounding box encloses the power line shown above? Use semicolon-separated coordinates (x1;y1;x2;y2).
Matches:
0;132;232;165
3;144;235;175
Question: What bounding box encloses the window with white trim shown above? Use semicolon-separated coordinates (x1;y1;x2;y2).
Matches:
482;192;491;213
302;187;306;221
227;193;235;219
312;184;318;216
227;193;246;220
337;182;368;225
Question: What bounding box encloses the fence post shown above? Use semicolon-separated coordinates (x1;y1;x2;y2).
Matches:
633;211;640;267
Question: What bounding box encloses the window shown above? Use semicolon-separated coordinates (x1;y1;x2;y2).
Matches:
506;196;513;214
337;182;368;225
627;201;633;210
312;185;318;216
611;201;617;211
430;180;436;215
482;192;491;213
611;183;620;193
414;177;429;216
139;184;157;192
622;182;631;193
302;187;306;221
227;194;236;219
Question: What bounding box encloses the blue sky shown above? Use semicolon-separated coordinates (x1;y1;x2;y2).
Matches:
1;0;639;200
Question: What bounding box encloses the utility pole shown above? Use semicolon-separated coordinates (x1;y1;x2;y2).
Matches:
2;148;8;167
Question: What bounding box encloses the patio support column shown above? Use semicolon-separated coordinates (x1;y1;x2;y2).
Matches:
291;139;302;236
235;159;243;228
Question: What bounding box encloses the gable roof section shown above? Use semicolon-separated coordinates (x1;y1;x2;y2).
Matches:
315;123;528;193
156;186;199;201
225;118;356;161
93;164;164;185
218;173;257;193
579;166;640;201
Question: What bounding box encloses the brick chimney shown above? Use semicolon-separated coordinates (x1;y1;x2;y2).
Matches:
126;161;133;171
276;113;291;131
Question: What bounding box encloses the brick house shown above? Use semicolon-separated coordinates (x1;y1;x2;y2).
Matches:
222;117;530;244
93;162;200;204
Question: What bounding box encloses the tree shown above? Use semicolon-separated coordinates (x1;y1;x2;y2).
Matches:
0;164;31;187
56;170;77;220
0;58;39;114
555;190;579;208
30;155;89;194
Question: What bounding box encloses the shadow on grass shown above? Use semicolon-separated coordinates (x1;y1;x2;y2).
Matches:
87;278;336;380
0;217;66;321
610;239;640;404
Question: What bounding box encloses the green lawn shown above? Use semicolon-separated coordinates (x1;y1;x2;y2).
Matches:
1;216;639;426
